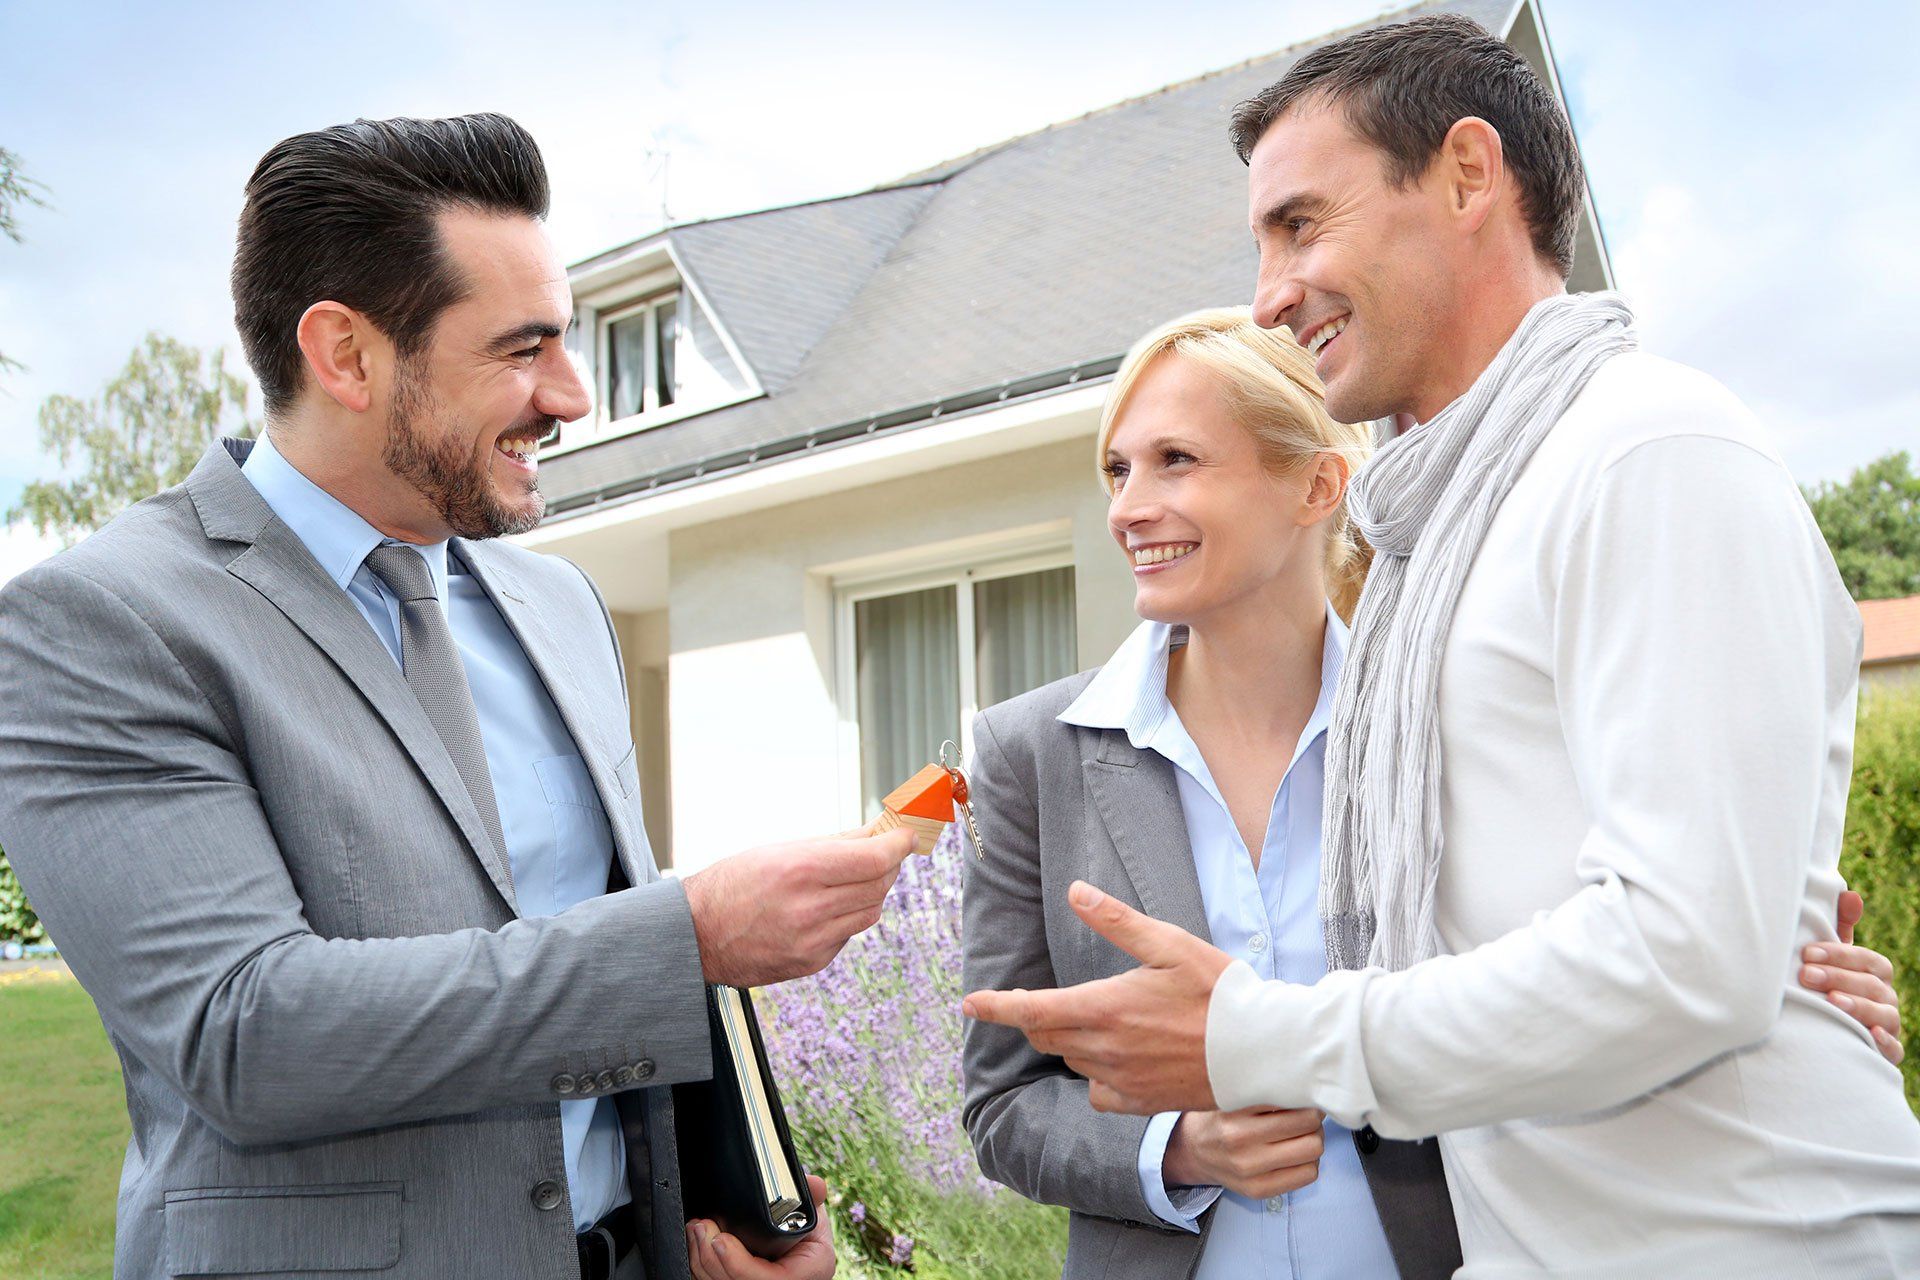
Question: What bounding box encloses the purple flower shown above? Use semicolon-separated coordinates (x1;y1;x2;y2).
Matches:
889;1234;916;1266
848;1202;867;1225
759;825;998;1196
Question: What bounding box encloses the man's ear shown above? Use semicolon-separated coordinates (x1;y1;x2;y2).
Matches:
295;301;380;414
1439;116;1505;236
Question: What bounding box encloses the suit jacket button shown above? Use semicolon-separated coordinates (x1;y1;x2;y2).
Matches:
595;1070;616;1092
1357;1125;1380;1155
634;1059;656;1081
575;1075;596;1096
531;1179;564;1212
613;1065;634;1087
551;1073;577;1095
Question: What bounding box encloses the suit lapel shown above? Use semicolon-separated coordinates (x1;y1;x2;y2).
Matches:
1081;729;1212;945
189;442;520;913
455;541;648;889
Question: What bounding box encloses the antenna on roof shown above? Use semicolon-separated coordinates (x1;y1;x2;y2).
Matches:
641;147;672;227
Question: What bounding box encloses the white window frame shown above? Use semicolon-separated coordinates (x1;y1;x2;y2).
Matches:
832;546;1076;827
597;289;681;429
548;239;763;459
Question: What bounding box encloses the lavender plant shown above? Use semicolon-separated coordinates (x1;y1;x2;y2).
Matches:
760;824;1067;1279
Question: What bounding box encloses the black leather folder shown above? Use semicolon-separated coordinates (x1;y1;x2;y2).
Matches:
672;984;818;1259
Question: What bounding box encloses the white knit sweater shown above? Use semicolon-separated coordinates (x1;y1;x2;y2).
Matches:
1207;352;1920;1276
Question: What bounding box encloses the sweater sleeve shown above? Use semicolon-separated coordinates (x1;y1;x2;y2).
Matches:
1206;434;1854;1136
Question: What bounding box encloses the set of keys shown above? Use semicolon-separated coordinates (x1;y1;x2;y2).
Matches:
872;740;987;861
939;739;988;862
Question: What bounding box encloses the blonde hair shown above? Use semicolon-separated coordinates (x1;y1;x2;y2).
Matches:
1096;306;1375;620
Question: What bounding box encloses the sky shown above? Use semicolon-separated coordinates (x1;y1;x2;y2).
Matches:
2;0;1917;582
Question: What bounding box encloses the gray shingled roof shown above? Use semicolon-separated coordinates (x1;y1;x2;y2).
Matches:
670;183;942;394
542;0;1521;516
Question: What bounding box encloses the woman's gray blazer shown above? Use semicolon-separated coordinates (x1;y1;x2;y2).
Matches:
960;669;1465;1280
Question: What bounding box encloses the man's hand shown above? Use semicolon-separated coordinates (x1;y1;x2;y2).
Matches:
962;881;1233;1114
1163;1106;1324;1200
684;828;914;988
1800;889;1905;1065
686;1174;835;1280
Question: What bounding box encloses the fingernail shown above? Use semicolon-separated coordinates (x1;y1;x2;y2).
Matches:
1070;881;1101;908
1803;965;1827;986
1833;992;1855;1010
1806;946;1828;963
961;997;978;1018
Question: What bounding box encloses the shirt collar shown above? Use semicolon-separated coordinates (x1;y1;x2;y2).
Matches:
1060;603;1350;758
241;430;449;600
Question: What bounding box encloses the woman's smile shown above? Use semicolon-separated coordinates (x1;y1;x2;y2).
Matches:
1131;541;1199;575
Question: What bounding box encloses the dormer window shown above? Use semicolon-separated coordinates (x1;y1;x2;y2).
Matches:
551;242;761;457
604;292;681;420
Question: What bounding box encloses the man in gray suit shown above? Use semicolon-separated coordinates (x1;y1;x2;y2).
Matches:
0;114;908;1280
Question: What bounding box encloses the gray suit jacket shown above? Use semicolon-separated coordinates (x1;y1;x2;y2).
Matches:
0;439;712;1279
960;671;1464;1280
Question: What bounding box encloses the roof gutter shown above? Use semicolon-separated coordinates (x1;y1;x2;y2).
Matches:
543;352;1123;521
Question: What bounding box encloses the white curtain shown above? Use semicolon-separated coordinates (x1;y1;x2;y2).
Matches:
856;586;960;816
854;568;1077;815
975;567;1077;709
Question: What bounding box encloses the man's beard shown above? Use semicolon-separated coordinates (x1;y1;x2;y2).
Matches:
383;362;549;540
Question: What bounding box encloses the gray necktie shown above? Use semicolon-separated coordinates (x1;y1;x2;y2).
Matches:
364;544;511;882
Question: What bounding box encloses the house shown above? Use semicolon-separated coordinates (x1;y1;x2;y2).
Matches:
1861;595;1920;692
517;0;1614;872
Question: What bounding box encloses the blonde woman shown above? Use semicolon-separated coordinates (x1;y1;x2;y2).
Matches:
957;308;1905;1280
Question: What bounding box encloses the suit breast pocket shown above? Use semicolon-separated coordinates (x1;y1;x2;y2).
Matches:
534;754;617;907
164;1181;402;1275
613;741;640;800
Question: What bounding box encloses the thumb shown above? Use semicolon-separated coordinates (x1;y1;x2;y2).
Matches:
1838;889;1864;946
1069;880;1191;967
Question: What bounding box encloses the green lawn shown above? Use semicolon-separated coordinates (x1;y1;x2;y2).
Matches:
0;974;123;1280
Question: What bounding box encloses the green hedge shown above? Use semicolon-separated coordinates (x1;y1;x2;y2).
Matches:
0;846;46;946
1840;686;1920;1111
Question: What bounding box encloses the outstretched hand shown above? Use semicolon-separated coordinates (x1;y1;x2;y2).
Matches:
962;880;1234;1114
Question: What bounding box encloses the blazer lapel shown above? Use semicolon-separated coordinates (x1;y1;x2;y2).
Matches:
189;441;520;913
454;541;649;889
1081;729;1213;945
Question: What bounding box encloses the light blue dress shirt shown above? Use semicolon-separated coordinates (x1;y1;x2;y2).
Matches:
242;433;628;1233
1058;608;1398;1280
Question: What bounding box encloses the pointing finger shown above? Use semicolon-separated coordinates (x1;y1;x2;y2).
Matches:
962;986;1041;1031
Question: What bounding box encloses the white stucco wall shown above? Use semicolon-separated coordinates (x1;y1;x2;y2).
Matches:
662;435;1135;871
1862;659;1920;694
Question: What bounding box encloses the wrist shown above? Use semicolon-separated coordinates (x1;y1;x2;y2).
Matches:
680;869;724;984
1161;1113;1204;1187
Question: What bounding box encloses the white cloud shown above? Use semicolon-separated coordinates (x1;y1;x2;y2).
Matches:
1562;1;1920;482
0;523;59;589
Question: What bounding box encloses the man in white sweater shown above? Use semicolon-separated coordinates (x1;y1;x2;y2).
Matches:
965;13;1920;1275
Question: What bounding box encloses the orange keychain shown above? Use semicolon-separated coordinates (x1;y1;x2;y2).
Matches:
871;740;986;860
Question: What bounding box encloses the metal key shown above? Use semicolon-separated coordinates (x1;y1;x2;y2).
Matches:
940;740;988;861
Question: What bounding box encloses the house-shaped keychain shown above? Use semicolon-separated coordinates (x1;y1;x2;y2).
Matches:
872;764;955;856
873;746;987;859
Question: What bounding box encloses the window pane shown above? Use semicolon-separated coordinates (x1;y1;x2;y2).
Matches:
856;586;959;817
607;312;647;420
655;298;679;408
975;567;1077;709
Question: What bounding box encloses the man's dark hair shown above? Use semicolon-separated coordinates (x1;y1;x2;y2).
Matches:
1229;13;1585;277
232;113;550;415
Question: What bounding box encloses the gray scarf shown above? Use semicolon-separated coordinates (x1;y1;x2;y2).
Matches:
1321;291;1638;972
